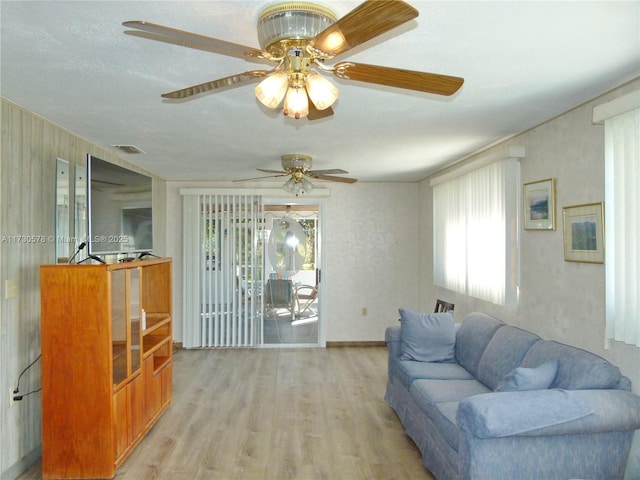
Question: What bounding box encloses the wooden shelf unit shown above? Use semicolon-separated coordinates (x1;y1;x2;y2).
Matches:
40;257;173;479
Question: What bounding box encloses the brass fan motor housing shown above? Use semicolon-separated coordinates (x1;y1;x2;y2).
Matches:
272;40;314;88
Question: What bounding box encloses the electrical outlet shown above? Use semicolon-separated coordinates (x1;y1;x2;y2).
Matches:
361;307;368;316
9;387;16;408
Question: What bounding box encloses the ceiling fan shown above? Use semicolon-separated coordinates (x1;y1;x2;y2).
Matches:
123;0;464;120
236;154;357;195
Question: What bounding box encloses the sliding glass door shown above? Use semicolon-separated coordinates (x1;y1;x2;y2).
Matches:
262;204;320;346
182;194;322;348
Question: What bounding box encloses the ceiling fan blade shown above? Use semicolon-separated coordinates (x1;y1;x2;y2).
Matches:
333;62;464;96
308;173;358;184
234;173;287;182
161;70;267;99
123;21;270;61
310;0;418;56
307;104;334;121
308;169;349;175
257;169;287;174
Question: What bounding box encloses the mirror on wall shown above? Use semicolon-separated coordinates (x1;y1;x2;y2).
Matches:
55;158;89;263
55;158;70;263
75;164;87;252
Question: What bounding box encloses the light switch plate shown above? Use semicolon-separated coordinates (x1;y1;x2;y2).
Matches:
5;278;19;299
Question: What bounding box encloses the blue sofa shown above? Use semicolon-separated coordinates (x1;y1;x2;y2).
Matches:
385;311;640;480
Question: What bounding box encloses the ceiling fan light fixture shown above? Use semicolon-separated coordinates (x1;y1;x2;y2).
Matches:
305;71;339;110
283;87;309;119
283;176;314;196
255;70;289;108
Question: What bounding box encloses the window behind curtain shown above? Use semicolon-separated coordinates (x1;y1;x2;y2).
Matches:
604;106;640;347
433;158;520;307
182;193;264;348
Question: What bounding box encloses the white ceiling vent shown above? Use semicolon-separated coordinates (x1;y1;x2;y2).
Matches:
112;145;146;154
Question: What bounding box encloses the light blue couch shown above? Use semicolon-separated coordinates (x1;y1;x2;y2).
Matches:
385;311;640;480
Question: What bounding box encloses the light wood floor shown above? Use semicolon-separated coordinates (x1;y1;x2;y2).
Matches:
263;310;318;344
18;347;434;480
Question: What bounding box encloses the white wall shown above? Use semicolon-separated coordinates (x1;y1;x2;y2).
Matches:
418;78;640;477
322;182;420;341
164;181;420;344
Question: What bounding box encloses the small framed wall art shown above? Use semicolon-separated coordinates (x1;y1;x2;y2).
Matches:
523;178;556;230
562;202;605;263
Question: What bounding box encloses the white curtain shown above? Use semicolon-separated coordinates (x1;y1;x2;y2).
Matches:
183;193;264;348
605;107;640;347
433;158;520;307
433;175;467;294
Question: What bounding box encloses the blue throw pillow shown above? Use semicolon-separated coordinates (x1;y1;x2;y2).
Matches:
399;308;455;363
495;360;558;392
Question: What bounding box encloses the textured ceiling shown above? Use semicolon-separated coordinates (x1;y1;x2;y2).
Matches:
2;1;639;183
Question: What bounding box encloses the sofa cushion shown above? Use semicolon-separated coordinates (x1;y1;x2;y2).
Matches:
457;389;594;438
410;378;491;406
521;341;621;390
430;401;461;451
409;380;490;451
476;326;541;389
455;312;504;377
399;309;455;363
495;360;558;392
393;360;474;390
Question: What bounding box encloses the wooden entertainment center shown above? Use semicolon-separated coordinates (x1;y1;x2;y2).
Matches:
40;258;173;479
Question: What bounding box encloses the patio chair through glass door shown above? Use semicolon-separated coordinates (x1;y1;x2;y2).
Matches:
264;279;295;321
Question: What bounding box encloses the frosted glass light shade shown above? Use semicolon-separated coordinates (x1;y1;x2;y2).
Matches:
283;177;297;193
257;3;336;51
283;87;309;119
281;154;312;171
283;177;314;195
305;71;339;110
299;177;314;193
255;71;289;108
315;31;347;53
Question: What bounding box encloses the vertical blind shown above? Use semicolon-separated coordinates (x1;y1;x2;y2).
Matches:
183;193;263;348
433;158;520;307
605;107;640;347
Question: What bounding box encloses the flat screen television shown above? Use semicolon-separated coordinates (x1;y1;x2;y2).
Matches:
87;154;153;256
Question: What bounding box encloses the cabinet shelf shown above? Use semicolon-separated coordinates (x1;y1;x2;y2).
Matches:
143;313;171;335
154;355;171;372
143;334;170;357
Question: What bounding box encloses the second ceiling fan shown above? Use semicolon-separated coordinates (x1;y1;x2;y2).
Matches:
236;154;357;196
123;0;464;120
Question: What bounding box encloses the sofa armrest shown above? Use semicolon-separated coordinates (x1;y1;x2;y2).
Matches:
385;324;401;341
385;324;402;378
385;325;402;354
457;389;640;439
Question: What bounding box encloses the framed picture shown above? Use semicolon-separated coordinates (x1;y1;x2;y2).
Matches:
562;202;605;263
523;178;556;230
